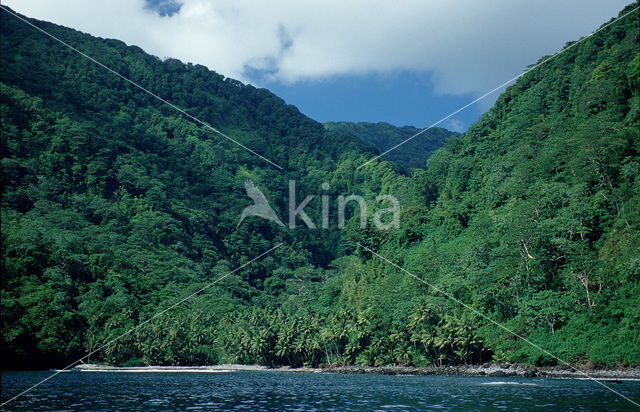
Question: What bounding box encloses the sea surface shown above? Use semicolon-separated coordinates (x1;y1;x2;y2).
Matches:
1;370;639;411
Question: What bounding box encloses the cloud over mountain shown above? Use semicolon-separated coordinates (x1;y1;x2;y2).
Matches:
4;0;630;97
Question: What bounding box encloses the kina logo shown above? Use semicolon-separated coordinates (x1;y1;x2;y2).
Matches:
236;180;285;228
236;180;400;230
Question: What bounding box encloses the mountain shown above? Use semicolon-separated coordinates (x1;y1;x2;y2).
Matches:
1;3;639;371
345;3;639;366
0;6;411;368
324;121;456;169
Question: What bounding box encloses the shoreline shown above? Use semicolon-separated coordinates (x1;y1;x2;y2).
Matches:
72;364;321;374
71;363;640;380
322;364;640;380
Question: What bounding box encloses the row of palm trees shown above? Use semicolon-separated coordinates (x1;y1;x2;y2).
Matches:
97;303;490;367
92;301;491;367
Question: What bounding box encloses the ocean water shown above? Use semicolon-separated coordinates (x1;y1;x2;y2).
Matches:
1;370;639;411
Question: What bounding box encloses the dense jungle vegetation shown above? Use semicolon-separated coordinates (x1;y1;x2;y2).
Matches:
323;121;455;169
1;4;638;369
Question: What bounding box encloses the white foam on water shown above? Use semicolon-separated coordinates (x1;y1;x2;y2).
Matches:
78;368;235;373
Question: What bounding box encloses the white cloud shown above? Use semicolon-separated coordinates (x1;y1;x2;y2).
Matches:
2;0;632;97
445;119;465;134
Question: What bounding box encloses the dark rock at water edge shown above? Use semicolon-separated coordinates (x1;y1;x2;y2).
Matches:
322;364;640;380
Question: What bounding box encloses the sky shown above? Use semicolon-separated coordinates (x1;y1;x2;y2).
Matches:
1;0;632;131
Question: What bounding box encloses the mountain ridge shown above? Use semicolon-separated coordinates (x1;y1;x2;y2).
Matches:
1;4;638;372
324;121;456;169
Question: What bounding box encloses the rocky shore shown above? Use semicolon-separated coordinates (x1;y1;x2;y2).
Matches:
321;363;640;380
73;363;640;380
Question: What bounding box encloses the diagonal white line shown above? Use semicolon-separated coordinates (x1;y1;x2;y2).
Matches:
357;5;640;170
0;5;283;170
358;243;640;409
0;243;284;408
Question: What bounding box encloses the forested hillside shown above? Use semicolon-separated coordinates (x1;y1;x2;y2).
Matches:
324;121;455;169
1;4;639;370
340;4;639;366
0;7;413;369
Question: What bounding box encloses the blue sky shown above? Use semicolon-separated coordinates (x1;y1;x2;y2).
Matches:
4;1;632;132
255;70;482;131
